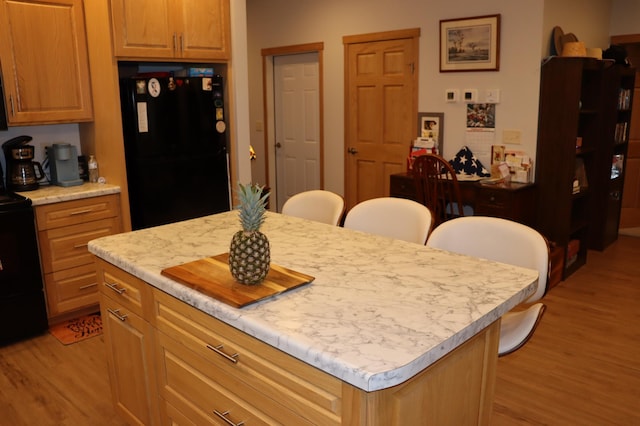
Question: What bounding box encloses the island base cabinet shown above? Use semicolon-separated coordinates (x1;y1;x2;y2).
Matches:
343;320;500;426
96;258;501;426
97;260;160;426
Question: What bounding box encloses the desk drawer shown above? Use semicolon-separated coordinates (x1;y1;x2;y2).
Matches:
390;174;416;199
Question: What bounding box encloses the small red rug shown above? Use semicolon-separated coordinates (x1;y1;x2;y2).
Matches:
49;313;103;345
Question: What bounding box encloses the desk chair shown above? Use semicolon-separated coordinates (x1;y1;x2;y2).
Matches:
412;154;465;227
426;216;549;356
344;197;434;244
281;190;345;226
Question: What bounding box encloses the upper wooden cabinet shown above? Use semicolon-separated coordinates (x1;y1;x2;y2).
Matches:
110;0;231;61
0;0;93;125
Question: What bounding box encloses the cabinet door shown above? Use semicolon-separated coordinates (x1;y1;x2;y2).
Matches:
101;293;159;426
0;0;93;124
110;0;175;58
175;0;230;60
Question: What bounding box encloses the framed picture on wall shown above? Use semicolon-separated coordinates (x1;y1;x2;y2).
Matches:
440;14;501;72
417;112;444;155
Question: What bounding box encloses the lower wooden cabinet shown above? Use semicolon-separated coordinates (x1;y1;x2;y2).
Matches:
98;260;159;426
36;194;121;322
96;258;500;425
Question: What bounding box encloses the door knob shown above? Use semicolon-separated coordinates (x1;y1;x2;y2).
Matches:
276;142;282;148
348;147;358;155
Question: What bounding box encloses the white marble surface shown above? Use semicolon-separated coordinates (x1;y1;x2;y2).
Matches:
88;211;539;392
16;182;120;205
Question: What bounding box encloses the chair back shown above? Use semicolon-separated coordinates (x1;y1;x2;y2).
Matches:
412;154;464;226
344;197;434;244
426;216;549;302
281;190;345;226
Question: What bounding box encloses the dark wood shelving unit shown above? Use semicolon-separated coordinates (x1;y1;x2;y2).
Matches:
536;57;635;278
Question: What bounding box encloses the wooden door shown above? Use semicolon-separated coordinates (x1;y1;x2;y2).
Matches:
274;53;321;211
611;36;640;228
0;0;93;124
344;29;419;209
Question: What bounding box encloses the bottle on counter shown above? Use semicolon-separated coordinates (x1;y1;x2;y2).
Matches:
88;155;99;183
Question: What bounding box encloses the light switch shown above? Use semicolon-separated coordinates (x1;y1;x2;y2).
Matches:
486;89;501;103
255;120;263;132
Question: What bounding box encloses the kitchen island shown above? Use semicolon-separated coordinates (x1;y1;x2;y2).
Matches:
89;211;538;425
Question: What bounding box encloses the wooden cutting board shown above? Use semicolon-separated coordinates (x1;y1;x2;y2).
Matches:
161;253;314;308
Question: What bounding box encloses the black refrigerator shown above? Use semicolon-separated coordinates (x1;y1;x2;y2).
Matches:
119;74;231;230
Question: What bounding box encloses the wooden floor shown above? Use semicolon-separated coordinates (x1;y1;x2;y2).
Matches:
0;236;638;425
493;235;640;425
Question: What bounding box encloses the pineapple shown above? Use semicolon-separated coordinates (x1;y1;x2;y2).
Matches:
229;183;270;285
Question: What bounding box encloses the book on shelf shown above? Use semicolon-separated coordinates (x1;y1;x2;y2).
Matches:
617;88;632;110
614;122;629;143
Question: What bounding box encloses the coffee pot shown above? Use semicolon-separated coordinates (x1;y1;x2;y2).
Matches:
2;135;46;191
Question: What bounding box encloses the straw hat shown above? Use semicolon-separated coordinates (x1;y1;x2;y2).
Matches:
552;26;585;57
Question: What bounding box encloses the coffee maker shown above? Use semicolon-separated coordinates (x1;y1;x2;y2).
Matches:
2;135;46;191
46;143;83;187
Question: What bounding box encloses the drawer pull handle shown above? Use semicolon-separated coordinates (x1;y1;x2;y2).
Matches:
69;208;94;215
213;410;245;426
206;344;239;364
79;283;97;290
105;281;126;295
74;243;89;249
107;308;128;321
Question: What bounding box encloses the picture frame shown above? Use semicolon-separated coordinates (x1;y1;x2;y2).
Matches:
417;112;444;155
440;14;501;72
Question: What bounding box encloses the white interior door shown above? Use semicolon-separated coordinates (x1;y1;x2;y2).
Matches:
274;52;320;211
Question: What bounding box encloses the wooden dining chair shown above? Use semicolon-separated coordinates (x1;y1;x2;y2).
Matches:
412;154;465;226
426;216;549;356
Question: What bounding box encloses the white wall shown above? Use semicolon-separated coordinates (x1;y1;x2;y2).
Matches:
246;0;545;195
0;124;81;184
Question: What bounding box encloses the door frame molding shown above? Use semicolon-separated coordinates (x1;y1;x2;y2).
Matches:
261;42;325;208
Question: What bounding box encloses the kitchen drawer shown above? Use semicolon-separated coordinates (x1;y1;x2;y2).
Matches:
44;263;99;316
35;194;120;231
156;331;307;426
98;259;151;318
152;288;342;425
39;217;121;273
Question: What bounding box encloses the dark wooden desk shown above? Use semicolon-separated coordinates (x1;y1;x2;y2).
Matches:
390;173;537;226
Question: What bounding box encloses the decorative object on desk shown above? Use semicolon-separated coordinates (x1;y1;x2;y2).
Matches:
449;146;491;177
229;183;270;285
49;313;102;345
162;254;314;308
439;14;501;72
491;144;505;164
417;112;444;154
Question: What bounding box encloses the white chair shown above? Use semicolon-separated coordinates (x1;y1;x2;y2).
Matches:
343;197;434;244
281;190;345;226
426;216;549;356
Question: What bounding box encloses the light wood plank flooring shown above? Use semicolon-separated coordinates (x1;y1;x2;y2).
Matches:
493;235;640;425
0;235;638;425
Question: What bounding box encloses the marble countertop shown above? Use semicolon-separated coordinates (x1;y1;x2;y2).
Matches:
16;182;121;205
88;211;538;392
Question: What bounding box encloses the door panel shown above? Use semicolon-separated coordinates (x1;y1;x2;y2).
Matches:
274;53;321;211
345;32;418;209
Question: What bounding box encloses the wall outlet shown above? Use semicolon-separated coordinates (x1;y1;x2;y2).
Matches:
503;129;522;144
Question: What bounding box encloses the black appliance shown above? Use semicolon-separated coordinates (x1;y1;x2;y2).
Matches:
2;135;46;191
119;74;231;230
0;150;48;346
